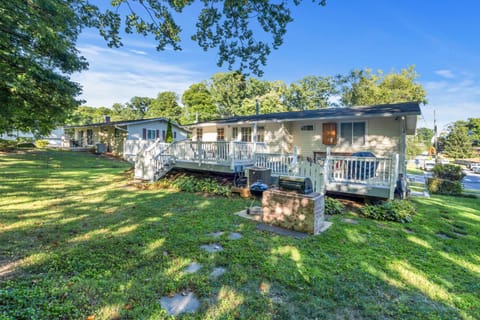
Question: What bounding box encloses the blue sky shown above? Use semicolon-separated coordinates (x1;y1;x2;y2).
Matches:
72;0;480;132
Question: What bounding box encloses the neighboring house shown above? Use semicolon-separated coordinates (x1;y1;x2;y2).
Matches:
66;117;189;156
186;102;420;176
1;127;65;147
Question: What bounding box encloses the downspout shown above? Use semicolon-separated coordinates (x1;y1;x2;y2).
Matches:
400;116;407;176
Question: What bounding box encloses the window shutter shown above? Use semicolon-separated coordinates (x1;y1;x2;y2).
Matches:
173;131;177;139
156;129;160;139
162;130;166;141
322;123;337;145
142;128;147;140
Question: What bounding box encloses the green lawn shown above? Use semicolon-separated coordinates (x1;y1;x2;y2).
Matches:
1;150;479;319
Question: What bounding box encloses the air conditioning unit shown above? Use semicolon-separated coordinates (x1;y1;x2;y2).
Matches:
246;167;271;186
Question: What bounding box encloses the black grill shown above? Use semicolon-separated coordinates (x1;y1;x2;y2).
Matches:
278;176;313;194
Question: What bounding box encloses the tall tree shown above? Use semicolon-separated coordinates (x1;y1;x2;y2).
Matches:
240;80;288;115
147;92;182;122
285;76;338;110
467;118;480;146
338;66;427;107
416;127;434;147
67;106;112;125
1;1;87;135
126;96;153;119
181;83;218;124
209;72;247;117
2;0;327;134
443;121;476;159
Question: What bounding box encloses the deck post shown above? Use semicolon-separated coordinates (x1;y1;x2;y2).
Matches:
324;147;331;192
389;154;400;200
198;140;202;166
229;141;235;170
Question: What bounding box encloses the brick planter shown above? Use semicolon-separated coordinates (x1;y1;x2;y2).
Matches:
261;189;325;235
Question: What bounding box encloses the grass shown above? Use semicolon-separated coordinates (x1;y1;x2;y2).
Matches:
1;150;479;319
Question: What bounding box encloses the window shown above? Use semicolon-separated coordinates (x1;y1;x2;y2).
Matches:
114;128;120;138
241;127;252;142
196;128;203;141
322;123;337;145
300;125;314;131
147;129;156;140
340;122;365;145
217;128;225;141
232;127;238;141
257;126;265;142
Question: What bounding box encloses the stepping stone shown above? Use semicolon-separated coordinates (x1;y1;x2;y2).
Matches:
436;232;455;240
207;231;224;238
403;228;415;234
159;292;200;316
210;267;226;278
200;244;223;253
184;262;201;274
342;218;359;224
228;232;242;240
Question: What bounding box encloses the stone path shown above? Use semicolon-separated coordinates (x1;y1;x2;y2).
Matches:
200;244;223;253
341;218;359;224
210;267;226;279
159;292;200;316
228;232;242;240
184;262;201;274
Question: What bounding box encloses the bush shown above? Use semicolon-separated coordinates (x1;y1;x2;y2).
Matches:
170;174;231;197
325;197;345;215
35;140;49;148
361;200;416;223
432;164;465;181
427;177;463;195
0;139;17;151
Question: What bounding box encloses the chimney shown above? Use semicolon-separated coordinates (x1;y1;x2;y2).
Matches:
105;115;111;123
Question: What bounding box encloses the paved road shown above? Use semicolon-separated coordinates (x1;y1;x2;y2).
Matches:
407;171;480;191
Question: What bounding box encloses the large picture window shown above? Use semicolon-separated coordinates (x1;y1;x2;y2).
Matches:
147;129;156;140
340;122;365;145
241;127;252;142
257;126;265;143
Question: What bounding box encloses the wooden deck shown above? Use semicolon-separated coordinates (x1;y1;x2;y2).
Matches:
134;140;399;199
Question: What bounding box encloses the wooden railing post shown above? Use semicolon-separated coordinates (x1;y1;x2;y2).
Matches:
389;154;400;200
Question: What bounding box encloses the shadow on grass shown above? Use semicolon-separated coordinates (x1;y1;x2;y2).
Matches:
0;150;478;319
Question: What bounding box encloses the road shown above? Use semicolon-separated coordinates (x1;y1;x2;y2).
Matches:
407;170;480;191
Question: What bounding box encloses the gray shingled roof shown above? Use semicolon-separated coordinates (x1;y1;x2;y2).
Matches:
66;117;183;129
187;102;421;126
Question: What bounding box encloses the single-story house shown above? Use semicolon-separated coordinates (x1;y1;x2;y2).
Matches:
1;127;65;147
186;102;421;176
66;117;189;155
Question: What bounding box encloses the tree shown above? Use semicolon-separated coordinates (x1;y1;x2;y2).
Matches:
181;83;218;124
209;72;247;117
67;106;112;125
443;121;476;159
338;66;427;107
2;0;327;134
467;118;480;146
165;120;173;143
147;92;182;122
416;127;434;147
285;76;338;110
1;1;87;135
240;80;288;115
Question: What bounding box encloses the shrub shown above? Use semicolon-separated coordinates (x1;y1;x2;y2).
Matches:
325;197;345;215
0;139;17;151
427;178;463;195
431;164;465;181
35;140;49;148
361;200;416;223
170;174;231;197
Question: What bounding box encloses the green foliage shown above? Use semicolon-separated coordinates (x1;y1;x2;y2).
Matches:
165;121;173;143
427;178;463;195
66;106;113;125
0;139;17;151
181;83;218;124
361;200;416;223
416;127;434;146
285;75;338;110
338;66;427;107
467;117;480;145
169;174;231;197
146;92;182;122
324;197;345;215
1;0;86;135
443;121;476;158
35;140;49;148
432;164;465;181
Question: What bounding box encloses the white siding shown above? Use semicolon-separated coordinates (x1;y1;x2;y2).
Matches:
127;121;188;141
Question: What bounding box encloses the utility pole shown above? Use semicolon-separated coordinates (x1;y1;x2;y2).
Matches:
434;109;438;162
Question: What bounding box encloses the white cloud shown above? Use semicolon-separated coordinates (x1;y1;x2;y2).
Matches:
129;49;147;55
71;45;205;107
434;69;455;79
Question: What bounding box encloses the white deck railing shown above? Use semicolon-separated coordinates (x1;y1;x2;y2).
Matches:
254;153;296;175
